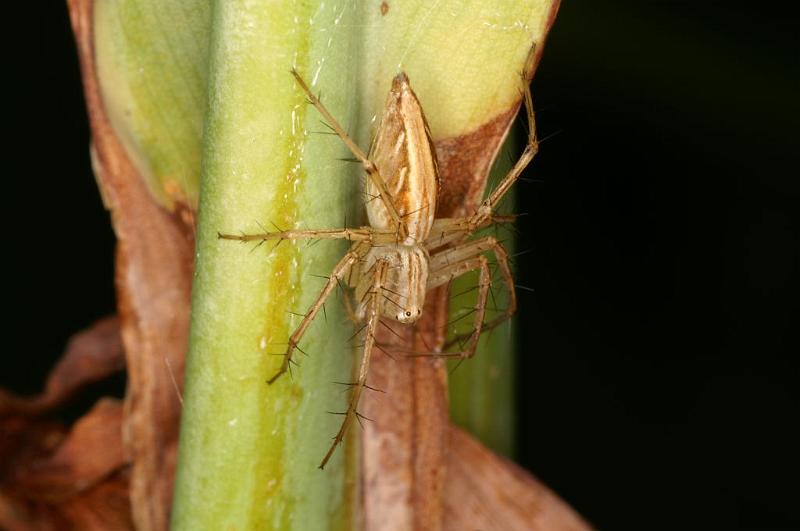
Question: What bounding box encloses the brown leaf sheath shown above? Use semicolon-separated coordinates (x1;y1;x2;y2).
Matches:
444;426;591;531
67;1;194;529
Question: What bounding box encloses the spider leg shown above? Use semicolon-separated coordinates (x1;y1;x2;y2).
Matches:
267;247;362;385
218;227;396;244
470;48;539;227
336;275;359;325
319;259;388;469
290;70;406;238
417;256;492;360
424;215;518;252
428;237;516;352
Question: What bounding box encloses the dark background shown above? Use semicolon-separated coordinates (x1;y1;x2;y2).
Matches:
8;1;799;529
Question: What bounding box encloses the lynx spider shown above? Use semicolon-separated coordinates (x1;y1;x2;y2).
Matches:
219;51;538;469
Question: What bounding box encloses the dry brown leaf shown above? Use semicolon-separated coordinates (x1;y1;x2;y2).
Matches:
0;471;132;531
0;318;128;529
12;398;125;502
0;316;123;417
0;399;132;531
445;426;591;531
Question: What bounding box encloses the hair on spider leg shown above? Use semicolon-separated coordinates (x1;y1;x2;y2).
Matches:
373;342;397;361
358;288;375;305
284;356;302;380
381;294;406;313
450;284;482;299
494;223;522;243
309;129;339;136
515;283;536;293
448;307;478;327
268;238;286;252
354;411;374;430
487;282;499;312
380;285;407;300
314;118;336;133
516;176;546;184
269;220;286;233
400;202;431;218
347;323;369;344
447;357;468;376
363;193;381;205
334;276;347;293
378;319;405;342
285;342;309;358
509;247;535;260
537;128;564;146
333;383;356;395
332;381;386;393
248;238;267;253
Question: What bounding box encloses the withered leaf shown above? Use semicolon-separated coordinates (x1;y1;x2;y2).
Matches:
0;316;123;417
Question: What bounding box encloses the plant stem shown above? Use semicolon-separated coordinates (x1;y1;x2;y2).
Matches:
171;2;362;528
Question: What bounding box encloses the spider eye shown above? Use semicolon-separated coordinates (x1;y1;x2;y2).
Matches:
405;311;412;317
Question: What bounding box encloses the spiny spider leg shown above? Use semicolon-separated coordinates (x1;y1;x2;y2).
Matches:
218;227;396;244
424;215;517;251
428;237;516;351
405;256;492;360
470;48;539;228
268;247;363;384
290;70;406;238
319;260;388;469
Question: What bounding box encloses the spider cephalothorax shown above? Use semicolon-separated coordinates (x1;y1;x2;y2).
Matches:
219;53;538;468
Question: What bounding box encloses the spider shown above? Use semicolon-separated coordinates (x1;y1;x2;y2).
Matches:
219;52;538;469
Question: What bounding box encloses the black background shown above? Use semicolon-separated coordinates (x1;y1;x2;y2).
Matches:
8;1;799;529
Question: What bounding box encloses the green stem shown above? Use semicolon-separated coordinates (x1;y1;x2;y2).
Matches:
171;3;361;529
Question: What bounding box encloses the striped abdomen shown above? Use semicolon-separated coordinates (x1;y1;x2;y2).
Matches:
365;73;438;244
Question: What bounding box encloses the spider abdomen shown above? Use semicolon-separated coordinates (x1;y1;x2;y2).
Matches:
366;73;438;244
